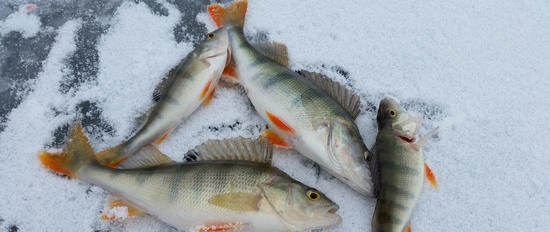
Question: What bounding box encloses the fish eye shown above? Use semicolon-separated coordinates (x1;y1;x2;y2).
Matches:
207;32;215;40
388;109;397;118
306;189;320;201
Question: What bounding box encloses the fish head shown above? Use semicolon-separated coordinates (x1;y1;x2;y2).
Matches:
260;179;342;230
377;98;420;140
196;27;230;66
325;120;373;196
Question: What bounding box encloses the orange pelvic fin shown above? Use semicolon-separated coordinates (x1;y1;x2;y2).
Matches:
207;0;248;28
266;112;295;134
201;79;214;99
197;222;244;232
222;63;238;79
203;87;216;107
424;163;438;189
261;129;291;148
100;198;143;220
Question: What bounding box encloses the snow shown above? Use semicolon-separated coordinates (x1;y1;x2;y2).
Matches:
0;4;41;38
1;0;549;231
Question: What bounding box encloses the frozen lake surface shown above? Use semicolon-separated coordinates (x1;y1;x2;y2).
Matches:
0;0;549;231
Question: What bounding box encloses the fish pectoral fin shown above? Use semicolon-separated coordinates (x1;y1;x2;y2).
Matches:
196;222;245;232
203;87;217;107
208;192;262;212
100;198;143;220
298;70;361;119
260;129;291;148
252;42;289;67
183;137;273;164
117;145;174;169
424;163;438;189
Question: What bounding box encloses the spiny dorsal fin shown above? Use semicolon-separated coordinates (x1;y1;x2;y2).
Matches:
252;42;289;67
117;145;175;169
183;137;272;164
152;63;182;102
298;70;361;119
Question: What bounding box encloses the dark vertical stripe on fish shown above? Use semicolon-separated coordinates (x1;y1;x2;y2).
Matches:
378;199;411;211
382;183;416;199
376;211;403;225
379;160;421;176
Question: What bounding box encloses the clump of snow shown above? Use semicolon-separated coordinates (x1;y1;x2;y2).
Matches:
101;206;129;221
0;4;41;38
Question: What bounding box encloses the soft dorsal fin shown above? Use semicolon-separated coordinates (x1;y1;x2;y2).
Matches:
183;137;273;164
117;145;175;169
252;42;289;67
298;70;361;119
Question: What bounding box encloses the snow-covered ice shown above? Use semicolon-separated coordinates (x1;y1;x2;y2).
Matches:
0;0;549;231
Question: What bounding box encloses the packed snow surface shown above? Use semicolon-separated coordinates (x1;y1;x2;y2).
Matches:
0;0;549;231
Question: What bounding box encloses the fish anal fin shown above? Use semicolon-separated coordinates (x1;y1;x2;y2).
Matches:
260;129;291;148
298;70;361;119
208;192;261;212
424;163;438;189
207;0;248;28
184;137;273;164
266;112;295;134
197;222;245;232
117;145;174;169
252;42;289;67
100;198;143;220
203;87;216;107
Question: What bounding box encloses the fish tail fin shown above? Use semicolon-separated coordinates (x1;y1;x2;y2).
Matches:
207;0;248;28
38;123;95;178
95;144;126;168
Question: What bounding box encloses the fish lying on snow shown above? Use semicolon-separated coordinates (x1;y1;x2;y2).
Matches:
96;28;230;168
207;0;374;197
38;123;341;232
370;98;438;232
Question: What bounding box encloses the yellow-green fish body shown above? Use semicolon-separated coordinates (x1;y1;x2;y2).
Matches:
97;28;230;167
371;98;437;232
208;0;373;196
39;125;341;232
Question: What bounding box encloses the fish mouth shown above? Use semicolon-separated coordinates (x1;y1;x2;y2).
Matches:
326;204;339;214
